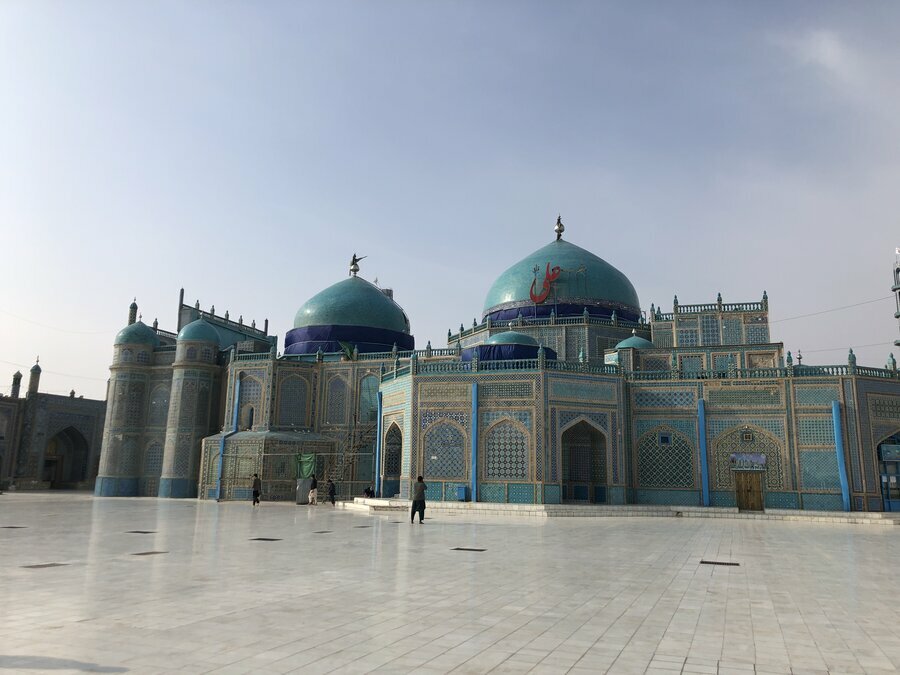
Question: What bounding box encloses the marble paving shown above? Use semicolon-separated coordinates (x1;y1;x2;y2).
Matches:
2;493;900;674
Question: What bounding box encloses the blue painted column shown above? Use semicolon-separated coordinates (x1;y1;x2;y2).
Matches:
216;377;241;501
470;382;479;502
832;400;851;512
698;398;710;506
375;391;384;497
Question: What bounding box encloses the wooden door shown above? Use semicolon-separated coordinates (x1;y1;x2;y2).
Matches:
735;471;764;511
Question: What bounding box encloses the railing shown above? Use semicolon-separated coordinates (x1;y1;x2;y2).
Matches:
234;352;271;362
237;349;899;382
381;365;411;381
545;361;620;375
356;348;457;361
155;328;177;339
850;366;897;379
674;301;765;314
185;306;269;337
447;314;644;343
416;361;471;374
722;302;765;312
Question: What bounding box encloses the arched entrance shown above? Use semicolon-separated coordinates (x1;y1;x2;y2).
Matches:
877;431;900;511
382;424;402;498
43;427;90;489
561;421;606;503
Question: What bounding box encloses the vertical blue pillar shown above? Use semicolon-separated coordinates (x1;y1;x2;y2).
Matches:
832;400;851;512
374;391;384;497
470;382;478;502
698;398;710;506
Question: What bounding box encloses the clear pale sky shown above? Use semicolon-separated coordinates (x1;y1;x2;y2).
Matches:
1;1;898;400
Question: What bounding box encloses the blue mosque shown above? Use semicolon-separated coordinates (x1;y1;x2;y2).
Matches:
88;218;900;512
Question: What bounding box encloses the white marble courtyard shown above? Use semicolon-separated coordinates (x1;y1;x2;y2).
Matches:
2;494;900;674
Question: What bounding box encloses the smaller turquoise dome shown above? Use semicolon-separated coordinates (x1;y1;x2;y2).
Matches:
177;318;221;343
293;276;410;334
615;330;654;350
114;321;161;347
485;331;539;347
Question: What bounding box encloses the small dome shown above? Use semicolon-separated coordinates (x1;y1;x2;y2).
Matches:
615;330;654;350
483;238;641;322
114;321;161;347
293;276;410;334
30;362;41;374
485;331;539;347
177;318;221;344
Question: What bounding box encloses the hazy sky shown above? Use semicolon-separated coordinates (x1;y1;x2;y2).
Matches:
1;1;898;400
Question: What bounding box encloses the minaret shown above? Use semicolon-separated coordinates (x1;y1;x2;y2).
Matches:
158;318;220;498
128;298;138;325
95;320;158;496
10;371;22;399
27;359;41;397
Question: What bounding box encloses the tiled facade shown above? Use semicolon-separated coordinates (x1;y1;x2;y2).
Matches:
87;246;900;513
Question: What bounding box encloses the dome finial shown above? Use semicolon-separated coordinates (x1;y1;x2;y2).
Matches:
554;214;565;241
349;253;367;277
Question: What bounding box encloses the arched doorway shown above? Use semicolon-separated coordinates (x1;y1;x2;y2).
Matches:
43;427;90;489
877;431;900;511
382;424;402;498
561;421;606;503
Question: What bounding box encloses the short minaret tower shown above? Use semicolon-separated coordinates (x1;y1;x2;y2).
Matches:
95;318;159;496
10;370;22;399
158;318;220;498
128;298;138;325
27;359;41;397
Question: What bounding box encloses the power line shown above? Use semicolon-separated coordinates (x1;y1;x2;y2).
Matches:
800;342;893;354
0;307;114;335
0;358;108;381
770;296;892;323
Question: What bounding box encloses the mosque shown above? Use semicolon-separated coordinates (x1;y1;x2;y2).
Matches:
87;218;900;512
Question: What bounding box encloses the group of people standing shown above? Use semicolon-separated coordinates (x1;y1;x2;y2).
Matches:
250;474;428;524
306;474;336;505
249;474;336;506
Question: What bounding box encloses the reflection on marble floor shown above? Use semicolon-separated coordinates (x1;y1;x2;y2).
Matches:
2;493;900;674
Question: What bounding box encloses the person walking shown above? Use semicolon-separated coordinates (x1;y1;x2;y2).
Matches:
251;473;261;506
308;474;318;505
411;475;426;524
327;479;336;506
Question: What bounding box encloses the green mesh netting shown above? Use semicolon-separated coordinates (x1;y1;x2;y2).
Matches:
295;453;316;479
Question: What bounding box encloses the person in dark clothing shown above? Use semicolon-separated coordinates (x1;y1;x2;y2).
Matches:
251;473;261;506
308;474;318;505
411;475;426;524
364;486;374;498
327;479;336;505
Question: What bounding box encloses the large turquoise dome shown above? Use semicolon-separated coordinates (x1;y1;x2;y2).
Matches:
114;321;160;347
482;238;641;323
285;276;414;355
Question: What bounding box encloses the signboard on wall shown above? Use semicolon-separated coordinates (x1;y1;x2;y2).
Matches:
730;452;766;471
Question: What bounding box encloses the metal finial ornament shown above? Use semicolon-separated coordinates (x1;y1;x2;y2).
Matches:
349;253;367;277
554;215;565;241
